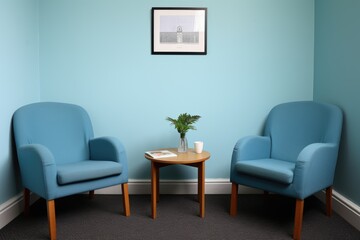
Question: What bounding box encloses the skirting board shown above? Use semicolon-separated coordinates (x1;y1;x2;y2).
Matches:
1;179;359;232
315;190;360;231
95;179;260;195
0;192;38;229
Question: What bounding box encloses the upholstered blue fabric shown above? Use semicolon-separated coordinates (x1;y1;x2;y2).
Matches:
230;101;343;199
235;159;295;184
13;102;128;200
57;160;122;185
13;102;93;164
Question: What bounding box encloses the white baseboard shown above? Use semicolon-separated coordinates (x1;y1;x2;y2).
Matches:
315;190;360;231
0;193;22;229
1;180;359;232
0;192;38;229
95;178;260;195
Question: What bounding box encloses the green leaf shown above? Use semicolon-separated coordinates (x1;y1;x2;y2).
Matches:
166;113;201;137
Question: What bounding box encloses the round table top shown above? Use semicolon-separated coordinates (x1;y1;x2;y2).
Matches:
145;148;210;164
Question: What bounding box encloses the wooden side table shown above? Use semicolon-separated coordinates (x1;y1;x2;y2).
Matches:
144;148;210;219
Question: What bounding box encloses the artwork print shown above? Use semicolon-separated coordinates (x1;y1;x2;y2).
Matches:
152;8;207;55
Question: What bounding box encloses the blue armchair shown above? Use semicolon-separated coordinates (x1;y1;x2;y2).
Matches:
13;102;130;240
230;101;343;240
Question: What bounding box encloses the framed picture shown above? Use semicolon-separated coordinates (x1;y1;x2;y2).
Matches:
151;7;207;55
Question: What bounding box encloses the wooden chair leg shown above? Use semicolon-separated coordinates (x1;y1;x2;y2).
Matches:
326;186;332;217
89;190;95;199
121;183;130;217
293;199;304;240
47;200;56;240
230;183;238;216
24;188;30;216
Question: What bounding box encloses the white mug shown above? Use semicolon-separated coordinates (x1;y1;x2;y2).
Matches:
194;141;204;154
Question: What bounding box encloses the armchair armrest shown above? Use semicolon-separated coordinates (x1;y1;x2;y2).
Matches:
293;143;339;199
231;136;271;163
17;144;57;199
89;136;128;169
230;136;271;181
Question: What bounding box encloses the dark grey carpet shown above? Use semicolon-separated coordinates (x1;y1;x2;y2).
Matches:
0;194;359;240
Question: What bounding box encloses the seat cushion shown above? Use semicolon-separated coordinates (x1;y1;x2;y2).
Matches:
235;159;295;184
57;160;122;185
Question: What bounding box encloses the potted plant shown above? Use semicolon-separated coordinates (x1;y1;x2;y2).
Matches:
166;113;201;152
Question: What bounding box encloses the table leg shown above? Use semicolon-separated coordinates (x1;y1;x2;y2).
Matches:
197;164;201;203
198;161;205;218
151;162;157;219
156;166;160;202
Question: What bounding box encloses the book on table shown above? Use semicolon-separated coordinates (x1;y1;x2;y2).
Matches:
145;150;177;158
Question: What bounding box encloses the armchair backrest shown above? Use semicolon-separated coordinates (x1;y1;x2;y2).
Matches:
13;102;94;164
264;101;343;162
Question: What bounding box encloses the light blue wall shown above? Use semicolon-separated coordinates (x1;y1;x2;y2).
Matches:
314;0;360;205
0;0;40;205
39;0;314;180
0;0;314;206
3;0;359;214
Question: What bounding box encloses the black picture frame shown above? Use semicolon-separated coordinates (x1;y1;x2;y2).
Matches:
151;7;207;55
